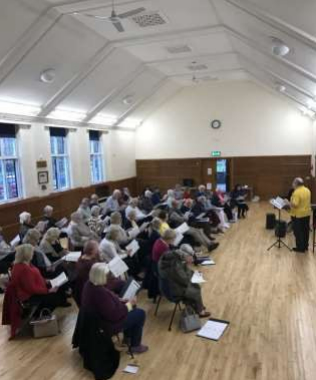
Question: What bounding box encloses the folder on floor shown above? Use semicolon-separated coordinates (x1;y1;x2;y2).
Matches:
197;318;230;341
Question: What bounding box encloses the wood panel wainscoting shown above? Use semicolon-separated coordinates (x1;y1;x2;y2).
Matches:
136;155;313;200
0;177;136;240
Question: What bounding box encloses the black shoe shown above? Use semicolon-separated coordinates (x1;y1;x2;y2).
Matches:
208;243;219;252
293;248;305;253
209;236;216;241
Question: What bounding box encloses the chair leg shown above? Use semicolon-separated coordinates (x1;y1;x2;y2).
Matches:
154;296;162;316
168;302;179;332
178;303;182;311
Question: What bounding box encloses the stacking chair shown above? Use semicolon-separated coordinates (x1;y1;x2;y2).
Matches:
154;276;183;331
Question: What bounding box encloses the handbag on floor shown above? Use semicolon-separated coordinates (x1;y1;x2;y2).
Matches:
30;308;59;338
179;306;201;333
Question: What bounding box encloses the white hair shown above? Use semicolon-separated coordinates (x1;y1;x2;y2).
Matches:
91;205;101;217
145;190;153;198
15;244;34;264
89;263;109;286
19;212;31;224
43;205;53;216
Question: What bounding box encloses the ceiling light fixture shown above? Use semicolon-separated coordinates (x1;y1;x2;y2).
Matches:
40;69;56;84
270;37;290;57
122;95;134;106
276;83;286;93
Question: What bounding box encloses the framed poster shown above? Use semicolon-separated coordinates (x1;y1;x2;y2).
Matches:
38;171;49;185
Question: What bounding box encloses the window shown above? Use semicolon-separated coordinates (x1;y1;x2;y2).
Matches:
50;128;71;190
0;124;21;202
89;130;104;184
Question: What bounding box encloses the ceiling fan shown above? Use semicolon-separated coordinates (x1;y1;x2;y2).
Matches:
73;0;146;33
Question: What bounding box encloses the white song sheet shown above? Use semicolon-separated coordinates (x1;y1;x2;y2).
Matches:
197;319;230;341
50;272;68;288
175;222;190;235
63;251;81;262
108;256;128;278
125;240;140;257
122;280;141;301
191;271;206;284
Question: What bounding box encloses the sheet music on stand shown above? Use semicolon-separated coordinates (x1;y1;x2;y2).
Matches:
270;197;290;210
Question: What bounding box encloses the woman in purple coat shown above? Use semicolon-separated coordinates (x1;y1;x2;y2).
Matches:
81;263;148;354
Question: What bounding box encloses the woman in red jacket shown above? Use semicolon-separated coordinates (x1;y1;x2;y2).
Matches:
11;244;69;310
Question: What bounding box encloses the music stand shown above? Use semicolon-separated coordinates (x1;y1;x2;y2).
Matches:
267;199;292;252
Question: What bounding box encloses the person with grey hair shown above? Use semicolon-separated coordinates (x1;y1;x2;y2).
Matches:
10;244;70;312
19;211;34;241
78;198;92;224
88;206;106;236
41;205;58;230
290;177;311;252
99;226;131;263
104;189;122;215
40;227;67;262
80;263;148;354
168;199;219;252
99;226;141;278
90;193;100;208
69;212;98;249
158;248;211;318
125;198;148;221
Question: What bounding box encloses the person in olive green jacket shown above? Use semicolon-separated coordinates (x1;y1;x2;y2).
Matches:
158;249;210;318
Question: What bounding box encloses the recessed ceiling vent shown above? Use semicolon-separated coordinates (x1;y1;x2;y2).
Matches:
131;11;168;28
187;64;208;71
166;45;192;54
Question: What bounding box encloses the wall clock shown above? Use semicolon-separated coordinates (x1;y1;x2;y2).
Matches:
211;120;221;129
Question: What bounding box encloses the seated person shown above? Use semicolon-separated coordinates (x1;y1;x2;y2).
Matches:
125;198;149;222
162;189;175;208
19;212;34;242
104;189;122;215
81;263;148;353
0;227;15;275
151;187;162;206
139;190;154;213
157;210;170;235
39;227;67;262
124;209;140;231
211;189;234;223
10;244;69;311
174;184;184;200
42;205;58;230
90;193;100;209
88;206;106;237
23;229;52;272
109;212;130;244
168;200;218;252
158;248;210;318
69;212;98;250
74;240;124;306
231;184;249;218
192;196;223;232
121;187;132;206
99;226;139;278
152;229;176;266
77;198;92;224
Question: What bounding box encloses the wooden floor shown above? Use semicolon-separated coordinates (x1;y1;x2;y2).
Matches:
1;203;316;380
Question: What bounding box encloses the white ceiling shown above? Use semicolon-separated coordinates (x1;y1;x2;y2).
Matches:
0;0;315;128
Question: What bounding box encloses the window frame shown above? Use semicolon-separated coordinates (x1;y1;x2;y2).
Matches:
89;131;104;184
0;134;22;203
50;131;71;191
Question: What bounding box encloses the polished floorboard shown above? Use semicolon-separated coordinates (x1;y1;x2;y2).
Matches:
1;203;316;380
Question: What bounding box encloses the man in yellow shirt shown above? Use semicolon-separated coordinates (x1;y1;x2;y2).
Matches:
290;177;311;253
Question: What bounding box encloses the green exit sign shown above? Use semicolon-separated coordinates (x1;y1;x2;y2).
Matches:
211;151;221;157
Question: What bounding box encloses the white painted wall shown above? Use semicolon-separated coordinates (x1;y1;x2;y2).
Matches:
17;123;136;198
136;81;314;159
